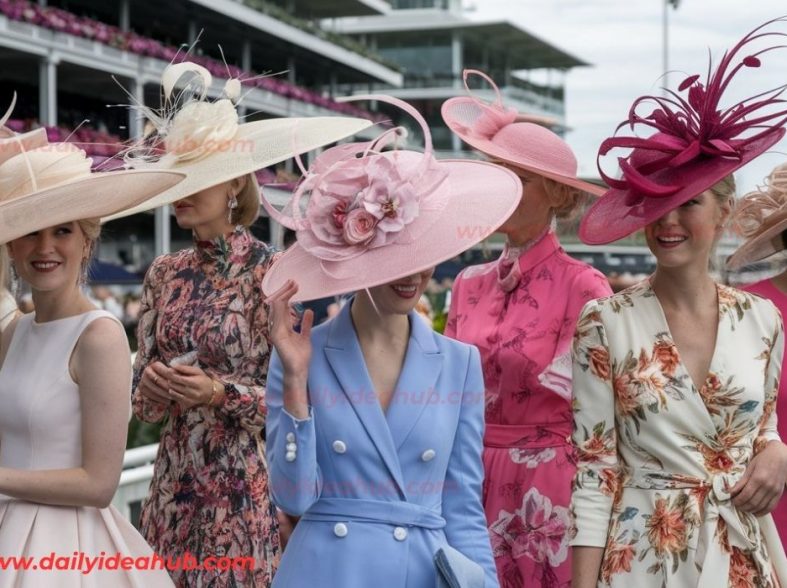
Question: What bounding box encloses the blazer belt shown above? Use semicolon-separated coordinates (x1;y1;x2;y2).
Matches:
484;422;572;449
301;497;446;529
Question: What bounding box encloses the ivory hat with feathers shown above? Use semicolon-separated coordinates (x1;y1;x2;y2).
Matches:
0;94;185;244
104;62;374;222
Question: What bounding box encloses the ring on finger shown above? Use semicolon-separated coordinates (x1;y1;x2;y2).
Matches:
153;375;159;386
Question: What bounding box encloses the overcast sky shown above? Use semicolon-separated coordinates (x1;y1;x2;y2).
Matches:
469;1;786;195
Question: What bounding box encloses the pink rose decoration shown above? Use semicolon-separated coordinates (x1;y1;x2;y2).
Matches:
332;201;348;229
342;208;378;245
361;157;419;235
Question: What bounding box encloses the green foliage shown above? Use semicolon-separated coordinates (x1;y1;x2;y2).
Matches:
126;416;164;449
432;311;447;334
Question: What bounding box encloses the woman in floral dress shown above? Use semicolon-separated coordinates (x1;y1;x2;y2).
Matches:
571;20;787;588
113;62;370;586
441;70;612;587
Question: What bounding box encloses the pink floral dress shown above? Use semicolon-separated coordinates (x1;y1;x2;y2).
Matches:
445;231;611;588
571;280;787;588
741;278;787;548
133;228;280;587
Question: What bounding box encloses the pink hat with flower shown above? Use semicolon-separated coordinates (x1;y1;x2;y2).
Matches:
441;69;603;196
580;17;787;245
260;96;523;302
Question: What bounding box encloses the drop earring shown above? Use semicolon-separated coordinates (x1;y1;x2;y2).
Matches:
9;261;19;298
227;193;238;224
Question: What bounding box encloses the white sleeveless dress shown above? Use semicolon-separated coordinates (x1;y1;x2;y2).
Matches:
0;310;174;587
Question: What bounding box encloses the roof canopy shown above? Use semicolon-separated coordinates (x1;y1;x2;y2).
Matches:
289;0;390;18
335;15;587;70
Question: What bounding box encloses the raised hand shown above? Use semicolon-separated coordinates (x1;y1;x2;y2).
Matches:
266;279;314;419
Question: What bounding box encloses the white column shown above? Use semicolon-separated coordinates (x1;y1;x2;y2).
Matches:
119;0;131;33
450;31;463;154
662;0;669;96
451;31;462;90
242;40;252;72
287;56;296;85
238;40;252;118
154;207;171;256
188;21;198;45
39;55;58;126
129;78;144;139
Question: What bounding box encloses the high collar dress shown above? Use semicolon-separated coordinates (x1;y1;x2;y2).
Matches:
445;230;612;587
132;227;280;587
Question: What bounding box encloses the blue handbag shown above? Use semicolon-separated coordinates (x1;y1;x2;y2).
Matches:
434;545;485;588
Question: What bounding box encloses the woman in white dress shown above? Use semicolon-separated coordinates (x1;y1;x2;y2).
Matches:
0;101;184;587
570;19;787;588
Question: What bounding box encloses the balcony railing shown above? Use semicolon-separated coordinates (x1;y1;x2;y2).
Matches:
232;0;401;71
333;73;565;117
0;0;380;120
112;443;159;523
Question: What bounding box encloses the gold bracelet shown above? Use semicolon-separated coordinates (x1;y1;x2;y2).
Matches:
209;379;222;406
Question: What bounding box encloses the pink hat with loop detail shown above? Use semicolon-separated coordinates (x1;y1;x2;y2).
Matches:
261;95;523;303
441;69;603;196
580;17;787;245
727;163;787;269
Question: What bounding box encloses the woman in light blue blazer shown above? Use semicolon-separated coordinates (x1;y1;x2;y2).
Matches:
260;96;523;588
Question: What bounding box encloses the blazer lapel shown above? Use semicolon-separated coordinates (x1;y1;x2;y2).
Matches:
323;304;406;496
387;312;444;452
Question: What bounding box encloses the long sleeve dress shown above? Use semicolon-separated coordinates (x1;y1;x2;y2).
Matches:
445;230;612;588
571;280;787;588
266;303;498;588
132;227;280;587
741;278;787;547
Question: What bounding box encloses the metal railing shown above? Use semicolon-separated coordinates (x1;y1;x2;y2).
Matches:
112;443;159;522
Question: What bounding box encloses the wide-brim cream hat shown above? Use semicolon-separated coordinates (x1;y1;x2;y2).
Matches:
0;95;184;243
104;62;373;222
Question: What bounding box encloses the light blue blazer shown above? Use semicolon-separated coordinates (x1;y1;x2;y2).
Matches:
267;302;498;588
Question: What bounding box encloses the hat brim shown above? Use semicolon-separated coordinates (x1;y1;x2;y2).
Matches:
262;159;522;302
102;116;373;222
442;97;605;197
726;208;787;269
0;170;184;243
579;129;786;245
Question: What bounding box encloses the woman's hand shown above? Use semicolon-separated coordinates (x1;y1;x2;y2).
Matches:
277;508;299;550
139;361;174;404
168;364;219;409
266;279;313;419
731;440;787;516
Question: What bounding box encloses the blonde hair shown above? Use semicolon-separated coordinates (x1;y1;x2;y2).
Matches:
542;176;590;220
230;173;261;227
709;174;736;208
76;218;101;260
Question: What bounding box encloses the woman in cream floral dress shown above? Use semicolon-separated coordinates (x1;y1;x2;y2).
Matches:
571;19;787;588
